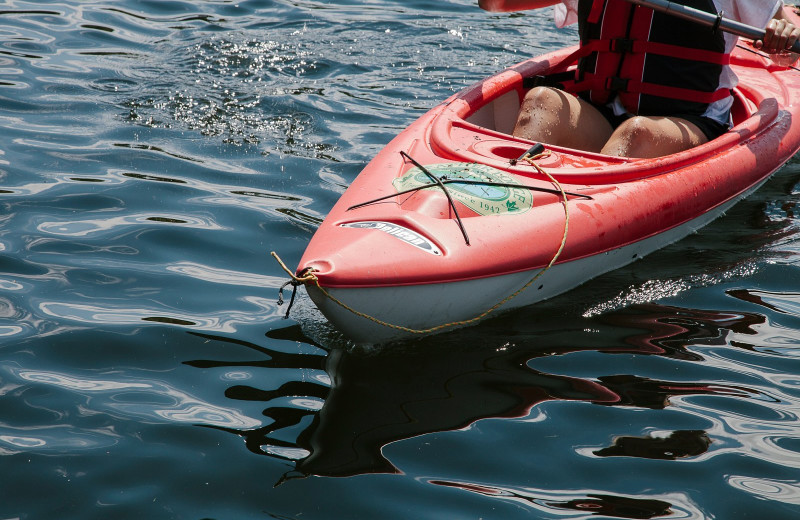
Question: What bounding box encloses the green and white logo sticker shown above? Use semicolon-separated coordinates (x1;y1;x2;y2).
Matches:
392;163;532;216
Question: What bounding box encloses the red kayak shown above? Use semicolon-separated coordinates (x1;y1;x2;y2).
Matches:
290;9;800;344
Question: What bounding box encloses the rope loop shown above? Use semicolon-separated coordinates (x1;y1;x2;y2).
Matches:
271;251;318;284
271;252;319;318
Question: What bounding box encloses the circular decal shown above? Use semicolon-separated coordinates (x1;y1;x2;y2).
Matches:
392;163;532;216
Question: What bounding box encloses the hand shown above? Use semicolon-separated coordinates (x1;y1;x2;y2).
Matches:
755;18;800;54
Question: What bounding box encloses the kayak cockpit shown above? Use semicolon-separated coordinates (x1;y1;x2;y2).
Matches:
427;44;787;183
462;84;758;137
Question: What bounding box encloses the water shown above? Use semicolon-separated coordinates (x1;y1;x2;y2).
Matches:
2;0;800;518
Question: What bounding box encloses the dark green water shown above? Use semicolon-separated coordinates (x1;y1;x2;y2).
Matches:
3;0;800;518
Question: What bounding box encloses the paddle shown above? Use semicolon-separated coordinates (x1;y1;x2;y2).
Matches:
627;0;800;53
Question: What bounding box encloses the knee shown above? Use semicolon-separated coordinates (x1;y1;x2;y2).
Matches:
516;87;571;130
617;116;657;142
603;116;673;158
606;116;658;155
520;86;567;110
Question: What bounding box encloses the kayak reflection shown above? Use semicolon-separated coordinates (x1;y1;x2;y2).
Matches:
292;338;619;478
186;302;770;479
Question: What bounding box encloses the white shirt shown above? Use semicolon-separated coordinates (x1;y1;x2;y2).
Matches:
552;0;784;124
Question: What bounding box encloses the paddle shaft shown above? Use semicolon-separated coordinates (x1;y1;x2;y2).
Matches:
628;0;800;53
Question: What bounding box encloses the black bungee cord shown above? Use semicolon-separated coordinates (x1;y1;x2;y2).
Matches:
345;149;591;246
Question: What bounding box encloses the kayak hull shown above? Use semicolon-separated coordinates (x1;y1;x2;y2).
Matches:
306;173;770;344
295;12;800;344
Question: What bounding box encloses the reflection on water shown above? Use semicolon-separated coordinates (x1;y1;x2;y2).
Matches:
600;303;766;360
183;330;329;465
728;476;800;506
729;287;800;318
37;297;278;333
593;430;712;460
182;299;800;502
1;361;261;456
428;480;701;519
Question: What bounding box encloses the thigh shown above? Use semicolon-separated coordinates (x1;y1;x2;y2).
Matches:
601;116;709;158
513;87;614;153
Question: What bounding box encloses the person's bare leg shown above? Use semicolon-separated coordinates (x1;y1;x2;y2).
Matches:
601;116;709;158
513;87;613;153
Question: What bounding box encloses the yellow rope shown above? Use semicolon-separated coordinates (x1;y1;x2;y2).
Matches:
271;154;569;335
271;252;319;284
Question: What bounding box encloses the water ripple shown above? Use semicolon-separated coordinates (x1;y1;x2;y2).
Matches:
38;297;278;332
0;426;120;455
165;261;285;288
17;370;151;392
429;480;706;519
37;213;224;238
671;382;800;469
9;367;263;436
728;476;800;505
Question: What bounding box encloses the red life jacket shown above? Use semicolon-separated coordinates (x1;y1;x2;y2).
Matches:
564;0;731;116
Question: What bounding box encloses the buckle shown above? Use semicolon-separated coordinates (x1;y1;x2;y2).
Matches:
605;76;629;92
610;38;635;53
523;75;549;89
